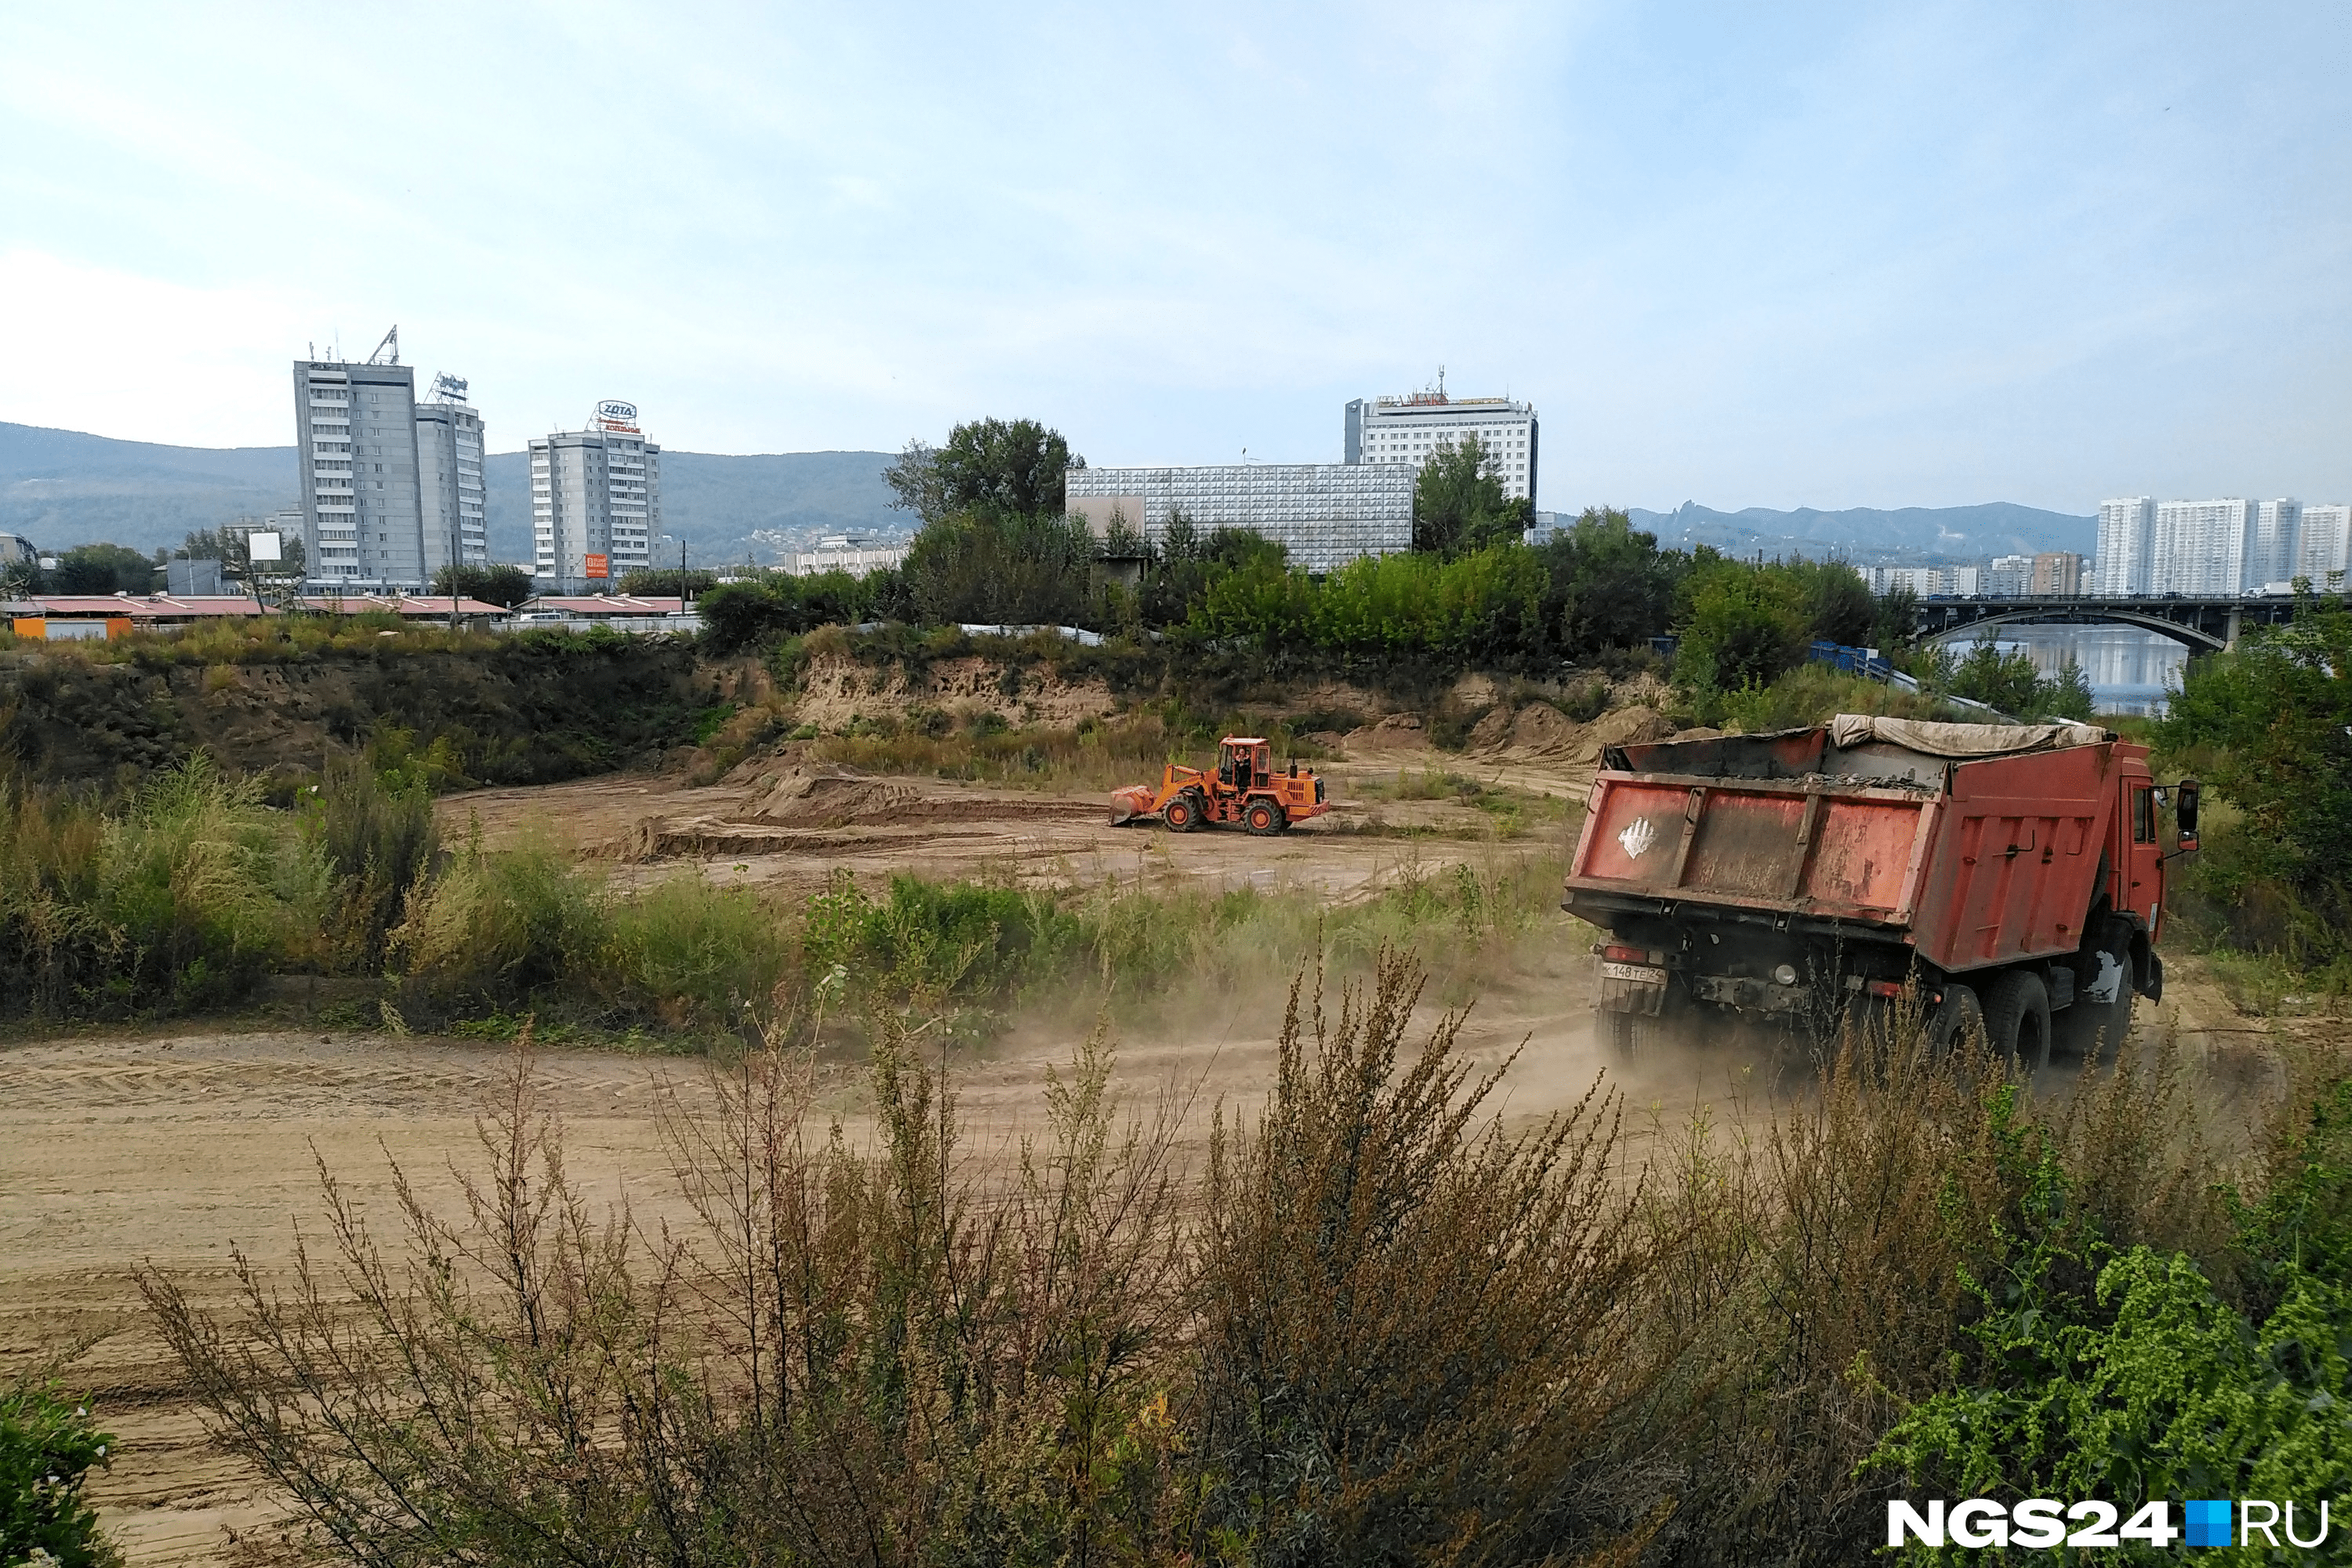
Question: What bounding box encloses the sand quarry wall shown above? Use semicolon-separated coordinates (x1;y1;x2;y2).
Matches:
0;641;715;787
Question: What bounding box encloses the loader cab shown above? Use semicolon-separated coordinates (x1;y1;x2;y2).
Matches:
1221;737;1270;791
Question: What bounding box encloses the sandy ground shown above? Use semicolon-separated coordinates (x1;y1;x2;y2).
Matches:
5;735;2339;1564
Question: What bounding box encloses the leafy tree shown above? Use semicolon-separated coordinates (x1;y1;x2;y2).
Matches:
1673;554;1811;691
1536;507;1685;657
886;418;1083;525
1951;638;2044;715
2041;656;2096;720
1412;434;1531;557
53;543;156;595
697;568;905;653
904;508;1104;626
1133;514;1286;630
617;567;723;597
2158;600;2352;908
1873;583;1922;658
431;563;536;608
1788;557;1876;647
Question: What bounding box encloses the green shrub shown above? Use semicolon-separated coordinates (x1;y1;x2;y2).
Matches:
1;1370;118;1567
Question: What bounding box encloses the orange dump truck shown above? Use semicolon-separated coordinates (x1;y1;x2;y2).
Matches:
1561;714;2197;1063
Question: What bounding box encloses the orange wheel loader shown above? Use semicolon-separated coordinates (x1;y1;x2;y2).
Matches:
1109;736;1330;836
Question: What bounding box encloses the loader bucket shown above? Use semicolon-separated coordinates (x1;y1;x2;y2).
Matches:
1109;785;1156;825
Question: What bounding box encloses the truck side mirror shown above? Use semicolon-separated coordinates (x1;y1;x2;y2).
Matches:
2176;779;2200;849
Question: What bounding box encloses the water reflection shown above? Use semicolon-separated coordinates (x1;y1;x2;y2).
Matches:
1947;622;2189;716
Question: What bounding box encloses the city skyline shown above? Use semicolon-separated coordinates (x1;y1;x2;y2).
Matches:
2;5;2347;515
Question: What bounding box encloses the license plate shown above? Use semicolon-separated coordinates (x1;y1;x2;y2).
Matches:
1599;960;1666;985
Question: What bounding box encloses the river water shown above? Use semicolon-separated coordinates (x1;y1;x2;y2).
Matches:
1944;623;2190;717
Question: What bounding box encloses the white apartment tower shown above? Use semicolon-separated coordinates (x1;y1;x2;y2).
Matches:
532;401;662;592
2149;499;2256;596
415;374;488;579
2297;504;2351;584
295;344;427;589
1345;376;1538;504
2094;498;2154;597
2251;499;2301;590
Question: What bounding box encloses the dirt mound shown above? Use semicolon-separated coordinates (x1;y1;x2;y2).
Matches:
1465;705;1517;750
1341;713;1430;753
741;761;920;827
1508;702;1584;757
1583;705;1675;753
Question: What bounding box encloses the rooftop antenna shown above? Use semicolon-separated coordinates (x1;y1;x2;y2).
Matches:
1437;364;1446;397
368;325;399;365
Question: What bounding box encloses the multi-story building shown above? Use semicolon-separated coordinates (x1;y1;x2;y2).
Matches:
1864;565;1951;597
531;401;662;592
2293;504;2349;584
295;354;426;589
1344;382;1538;504
2149;499;2255;595
2250;499;2301;590
784;534;908;576
1986;554;2034;597
2096;499;2154;597
415;374;488;579
1066;464;1414;574
2031;552;2084;596
2095;498;2155;597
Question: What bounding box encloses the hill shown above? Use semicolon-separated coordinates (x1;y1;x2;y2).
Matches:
1624;501;2096;563
0;421;905;564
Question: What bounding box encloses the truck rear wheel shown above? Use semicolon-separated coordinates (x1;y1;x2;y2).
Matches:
1931;984;1985;1058
1601;1010;1649;1056
1245;798;1286;835
1983;971;2053;1073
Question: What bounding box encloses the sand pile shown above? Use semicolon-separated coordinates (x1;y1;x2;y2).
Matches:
740;761;920;827
1341;713;1431;753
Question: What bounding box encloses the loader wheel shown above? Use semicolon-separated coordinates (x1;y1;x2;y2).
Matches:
1982;971;2053;1073
1164;789;1205;833
1244;798;1286;836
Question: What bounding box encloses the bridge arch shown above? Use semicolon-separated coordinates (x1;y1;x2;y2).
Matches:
1922;608;2226;653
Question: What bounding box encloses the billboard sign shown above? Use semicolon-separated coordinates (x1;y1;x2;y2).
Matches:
247;530;283;563
593;400;640;434
584;553;609;579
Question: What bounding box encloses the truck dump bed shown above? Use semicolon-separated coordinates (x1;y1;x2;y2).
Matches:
1565;715;2138;975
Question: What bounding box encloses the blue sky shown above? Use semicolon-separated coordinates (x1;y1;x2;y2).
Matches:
2;2;2346;514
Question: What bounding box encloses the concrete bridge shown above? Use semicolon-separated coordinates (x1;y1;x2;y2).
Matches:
1913;593;2301;652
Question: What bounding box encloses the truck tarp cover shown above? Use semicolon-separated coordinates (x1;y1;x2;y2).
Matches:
1824;714;2109;758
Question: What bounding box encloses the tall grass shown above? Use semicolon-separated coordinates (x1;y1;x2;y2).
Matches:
138;955;2352;1566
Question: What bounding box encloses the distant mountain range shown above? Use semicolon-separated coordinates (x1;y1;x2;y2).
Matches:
0;421;907;564
1621;501;2096;562
3;421;2099;567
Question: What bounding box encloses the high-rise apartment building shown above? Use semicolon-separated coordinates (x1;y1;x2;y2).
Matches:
295;354;426;588
2149;499;2255;596
2095;498;2154;597
532;401;662;592
415;374;488;578
2298;504;2351;583
2031;552;2084;596
1344;380;1538;504
2250;499;2301;590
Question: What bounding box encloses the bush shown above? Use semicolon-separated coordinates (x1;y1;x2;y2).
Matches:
1;1367;118;1568
1674;555;1811;691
